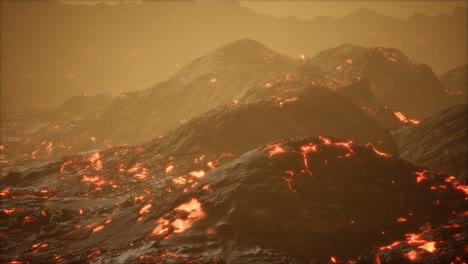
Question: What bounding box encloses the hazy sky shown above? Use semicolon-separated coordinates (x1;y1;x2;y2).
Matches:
62;0;467;19
240;1;467;19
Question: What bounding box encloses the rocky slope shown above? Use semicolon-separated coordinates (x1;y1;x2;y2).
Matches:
1;41;446;169
440;64;467;106
395;104;467;182
158;85;398;156
306;44;447;119
1;137;466;263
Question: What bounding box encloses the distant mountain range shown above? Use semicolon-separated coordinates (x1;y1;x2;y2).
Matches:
2;38;460;166
1;1;466;110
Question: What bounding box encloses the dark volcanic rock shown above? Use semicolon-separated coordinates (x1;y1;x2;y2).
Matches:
307;44;447;119
0;94;112;173
52;94;112;119
0;137;466;263
2;40;443;165
0;39;298;165
81;38;297;145
441;64;468;96
440;64;467;106
395;104;468;182
160;85;397;156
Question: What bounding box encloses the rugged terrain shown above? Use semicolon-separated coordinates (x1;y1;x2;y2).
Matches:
1;136;466;263
1;39;446;165
396;104;467;182
1;35;467;263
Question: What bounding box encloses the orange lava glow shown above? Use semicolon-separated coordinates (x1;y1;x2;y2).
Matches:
454;184;468;195
46;141;53;155
59;160;73;172
86;249;102;259
319;136;332;145
418;241;436;252
283;97;299;103
300;143;317;169
172;198;205;233
151;198;205;237
151;218;170;236
267;144;285;158
333;141;354;154
2;208;17;215
394;111;420;125
188;170;205;178
88;152;103;171
281;170;297;192
414;170;428;183
81;175;106;186
365;143;389;158
379;225;438;259
0;188;11;196
139;251;191;263
172;176;187;185
205;152;234;169
92;225;104;233
139;203;152;215
405;250;418;261
31;242;49;253
165;164;174;174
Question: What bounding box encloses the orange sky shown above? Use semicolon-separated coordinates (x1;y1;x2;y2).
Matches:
61;0;467;19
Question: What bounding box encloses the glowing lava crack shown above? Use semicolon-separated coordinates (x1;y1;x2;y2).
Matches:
1;137;466;263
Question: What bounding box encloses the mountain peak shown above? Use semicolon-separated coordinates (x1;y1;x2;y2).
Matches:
220;38;271;52
194;38;292;66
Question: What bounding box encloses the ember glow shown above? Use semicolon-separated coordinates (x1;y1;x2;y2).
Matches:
414;170;428;183
299;143;317;169
281;170;297;192
394;111;420;125
172;198;205;233
266;144;286;158
418;241;436;252
365;143;389;158
139;203;152;215
378;225;441;261
151;198;205;238
188;170;205;178
319;136;354;156
165;164;174;174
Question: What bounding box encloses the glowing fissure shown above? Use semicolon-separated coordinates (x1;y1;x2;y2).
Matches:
151;198;205;238
266;144;285;158
394;111;420;125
